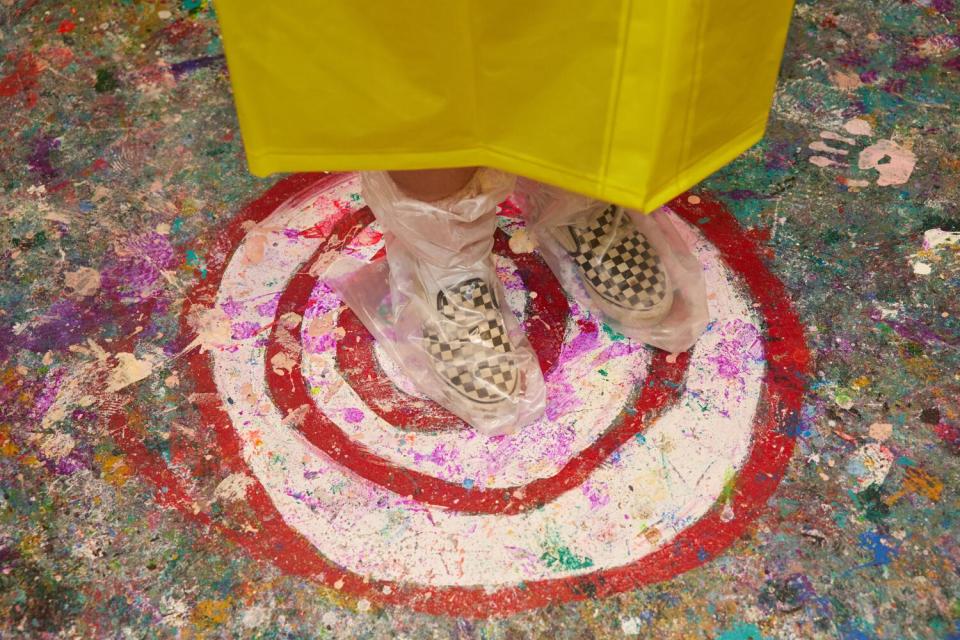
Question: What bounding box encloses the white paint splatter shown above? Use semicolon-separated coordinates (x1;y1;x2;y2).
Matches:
843;118;873;136
858;139;916;186
621;617;644;635
38;432;76;460
923;228;960;251
321;611;338;626
912;261;932;276
507;227;537;254
64;267;101;297
810;156;843;168
876;304;900;319
868;422;893;442
159;596;190;628
214;472;255;503
830;70;862;91
847;443;894;490
185;306;233;353
270;350;297;376
809;140;849;155
106;352;153;392
240;604;272;628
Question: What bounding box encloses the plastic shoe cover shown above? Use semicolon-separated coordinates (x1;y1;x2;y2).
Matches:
324;169;546;436
518;178;709;354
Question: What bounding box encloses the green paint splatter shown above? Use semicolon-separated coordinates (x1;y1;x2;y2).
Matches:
95;68;118;93
185;249;207;278
716;622;771;640
718;467;737;503
601;323;626;342
540;531;593;571
12;231;46;249
540;545;593;571
855;485;890;523
598;368;608;377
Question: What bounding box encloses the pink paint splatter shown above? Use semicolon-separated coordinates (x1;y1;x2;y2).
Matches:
343;407;364;424
707;319;763;381
581;481;610;511
231;321;262;340
220;298;245;318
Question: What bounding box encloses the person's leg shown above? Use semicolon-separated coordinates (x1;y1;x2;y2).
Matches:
516;178;673;328
389;167;477;202
356;167;544;433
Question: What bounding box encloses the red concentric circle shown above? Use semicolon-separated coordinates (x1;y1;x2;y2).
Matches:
109;173;810;618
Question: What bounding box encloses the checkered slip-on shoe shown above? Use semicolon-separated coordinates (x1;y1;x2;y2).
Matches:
421;277;519;407
549;204;673;325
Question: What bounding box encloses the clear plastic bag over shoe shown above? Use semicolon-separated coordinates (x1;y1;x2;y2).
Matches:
324;169;546;436
517;178;709;354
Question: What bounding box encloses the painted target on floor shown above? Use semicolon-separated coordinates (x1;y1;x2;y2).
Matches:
111;172;809;617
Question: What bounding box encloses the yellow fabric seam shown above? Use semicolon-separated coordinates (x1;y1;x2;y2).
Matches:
598;0;635;196
674;0;710;200
643;3;682;202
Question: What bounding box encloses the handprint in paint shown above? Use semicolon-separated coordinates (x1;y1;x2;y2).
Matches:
808;118;917;188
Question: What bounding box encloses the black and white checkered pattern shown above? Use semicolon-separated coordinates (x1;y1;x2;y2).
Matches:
423;278;518;404
563;205;668;311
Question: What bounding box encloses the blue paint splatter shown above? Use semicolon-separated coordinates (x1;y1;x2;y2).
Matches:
857;531;900;567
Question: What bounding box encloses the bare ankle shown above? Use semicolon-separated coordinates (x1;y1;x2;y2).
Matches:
388;167;479;202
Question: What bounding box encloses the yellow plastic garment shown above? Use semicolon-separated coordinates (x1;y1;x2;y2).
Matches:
215;1;794;213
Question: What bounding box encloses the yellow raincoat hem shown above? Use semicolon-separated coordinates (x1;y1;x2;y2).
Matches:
244;119;766;214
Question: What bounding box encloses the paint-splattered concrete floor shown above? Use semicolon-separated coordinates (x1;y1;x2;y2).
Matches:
1;1;959;638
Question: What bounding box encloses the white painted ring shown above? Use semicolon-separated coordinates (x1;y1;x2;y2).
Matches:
210;174;765;587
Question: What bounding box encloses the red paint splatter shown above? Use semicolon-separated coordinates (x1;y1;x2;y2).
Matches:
577;318;598;334
745;226;772;245
159;19;205;45
331;198;353;215
57;19;76;34
44;46;74;69
0;53;41;105
352;227;383;247
497;197;524;218
934;422;960;454
745;226;775;260
298;221;333;239
85;158;109;175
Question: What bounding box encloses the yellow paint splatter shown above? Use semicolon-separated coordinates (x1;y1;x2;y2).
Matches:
0;425;20;457
885;467;944;505
643;527;661;545
191;597;233;630
95;452;132;486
